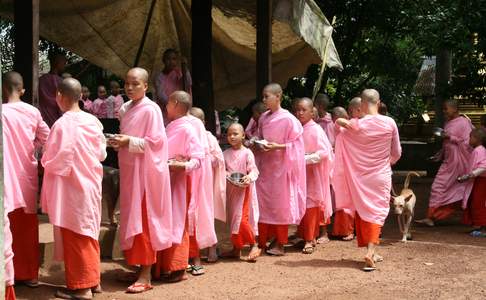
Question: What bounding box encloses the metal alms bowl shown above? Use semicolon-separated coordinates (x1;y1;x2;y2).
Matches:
229;172;245;182
432;127;444;137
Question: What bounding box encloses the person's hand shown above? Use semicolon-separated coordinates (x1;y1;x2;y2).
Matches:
240;175;251;186
336;118;352;129
110;134;130;150
263;142;282;152
442;131;450;139
457;174;472;183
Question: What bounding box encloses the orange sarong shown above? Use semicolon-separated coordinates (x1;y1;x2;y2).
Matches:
258;223;288;249
355;213;382;247
5;285;16;300
61;227;100;290
231;187;256;249
124;197;156;266
8;208;39;281
463;177;486;227
332;210;355;237
427;201;461;221
297;207;320;241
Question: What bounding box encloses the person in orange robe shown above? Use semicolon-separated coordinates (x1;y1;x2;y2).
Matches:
40;78;106;299
153;91;204;282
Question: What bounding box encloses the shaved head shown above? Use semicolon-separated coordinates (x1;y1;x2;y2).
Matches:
252;101;267;113
361;89;380;104
314;93;330;107
332;106;349;119
127;67;149;83
2;71;24;93
296;97;314;109
169;91;192;112
58;78;82;102
444;99;458;110
190;107;205;122
263;83;283;95
348;97;361;109
228;122;244;134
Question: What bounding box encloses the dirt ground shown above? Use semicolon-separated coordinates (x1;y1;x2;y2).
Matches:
15;187;486;300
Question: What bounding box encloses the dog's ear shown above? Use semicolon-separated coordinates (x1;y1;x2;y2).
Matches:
404;194;413;202
390;196;395;203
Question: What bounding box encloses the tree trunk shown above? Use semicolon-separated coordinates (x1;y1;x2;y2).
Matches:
434;49;451;127
256;0;272;100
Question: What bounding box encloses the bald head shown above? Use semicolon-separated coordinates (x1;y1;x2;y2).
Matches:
361;89;380;105
190;107;205;122
444;99;458;110
348;97;361;109
252;101;266;114
263;83;283;95
169;91;192;113
2;71;24;94
126;67;149;83
314;93;330;107
332;106;349;121
228;122;245;134
296;97;314;109
58;78;82;102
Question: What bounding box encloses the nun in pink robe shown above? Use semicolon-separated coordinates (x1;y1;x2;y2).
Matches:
255;107;306;247
38;72;63;127
2;101;49;282
334;114;401;245
154;115;204;276
118;97;173;255
186;115;218;251
245;118;259;139
40;111;106;289
207;131;227;222
427;116;473;220
317;112;335;146
299;119;333;241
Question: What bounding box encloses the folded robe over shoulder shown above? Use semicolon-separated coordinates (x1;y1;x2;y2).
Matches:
118;98;172;251
333;114;401;226
256;108;306;225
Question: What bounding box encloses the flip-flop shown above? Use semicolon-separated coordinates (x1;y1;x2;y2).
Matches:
266;247;285;256
316;236;330;244
373;254;384;263
342;234;355;241
91;285;102;294
362;256;377;272
186;265;193;272
126;282;153;294
246;247;262;263
54;289;92;300
190;265;205;276
302;246;314;254
470;230;486;237
19;280;39;288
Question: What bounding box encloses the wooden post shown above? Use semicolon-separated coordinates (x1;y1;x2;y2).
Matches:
13;0;39;105
191;0;216;133
256;0;272;100
434;49;451;127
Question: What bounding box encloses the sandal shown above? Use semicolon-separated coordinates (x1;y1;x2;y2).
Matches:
126;282;153;294
166;270;188;283
54;289;92;300
342;234;355;241
470;230;486;237
246;246;262;263
362;256;377;272
190;265;205;276
266;247;285;256
302;246;314;254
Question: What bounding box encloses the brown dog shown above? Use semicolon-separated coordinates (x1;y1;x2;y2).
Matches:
391;172;420;242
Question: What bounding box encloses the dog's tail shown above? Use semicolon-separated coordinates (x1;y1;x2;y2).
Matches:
404;171;421;190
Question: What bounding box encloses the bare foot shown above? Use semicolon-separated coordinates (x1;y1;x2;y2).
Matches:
247;245;261;262
266;243;285;256
167;270;188;283
220;248;241;259
316;234;330;244
91;284;102;294
302;241;314;254
363;255;377;272
415;218;434;227
207;245;218;263
342;233;355;241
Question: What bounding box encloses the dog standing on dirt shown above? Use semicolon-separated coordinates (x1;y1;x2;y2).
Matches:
391;172;420;242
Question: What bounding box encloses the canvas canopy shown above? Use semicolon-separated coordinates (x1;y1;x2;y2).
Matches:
0;0;342;110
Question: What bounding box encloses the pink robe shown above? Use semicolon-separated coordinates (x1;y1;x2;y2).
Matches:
83;99;93;112
224;147;260;235
245;118;259;139
40;111;106;260
207;131;226;222
38;73;63;127
4;210;14;286
166;116;204;243
98;95;124;119
429;116;473;208
2;102;50;213
303;120;333;221
316;112;335;146
333;114;401;225
462;145;486;209
256;108;306;225
118;97;173;251
153;68;192;105
90;98;105;118
186;115;217;248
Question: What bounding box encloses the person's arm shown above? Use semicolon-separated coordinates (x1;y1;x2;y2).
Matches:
390;121;402;165
41;125;74;176
305;152;321;165
34;113;50;150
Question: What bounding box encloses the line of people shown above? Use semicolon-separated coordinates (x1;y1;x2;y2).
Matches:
3;66;403;299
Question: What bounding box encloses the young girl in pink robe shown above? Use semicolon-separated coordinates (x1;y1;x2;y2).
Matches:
255;83;306;256
41;78;106;299
294;98;333;254
417;101;473;226
2;71;50;286
221;123;261;261
314;93;335;145
459;128;486;236
245;101;267;140
154;94;204;282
